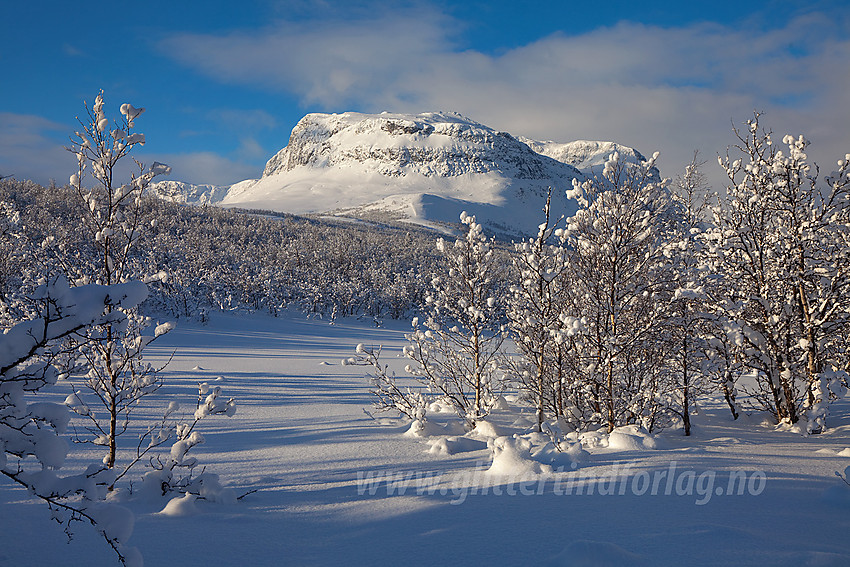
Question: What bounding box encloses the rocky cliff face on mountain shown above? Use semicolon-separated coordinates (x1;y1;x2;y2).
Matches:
261;112;582;180
152;111;653;237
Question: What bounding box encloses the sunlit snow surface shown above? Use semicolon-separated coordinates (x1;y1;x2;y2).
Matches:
2;310;850;566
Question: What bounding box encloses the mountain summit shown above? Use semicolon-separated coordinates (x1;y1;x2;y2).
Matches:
153;111;653;237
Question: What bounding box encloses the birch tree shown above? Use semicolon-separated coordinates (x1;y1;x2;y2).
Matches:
403;212;507;428
710;113;850;428
561;151;675;432
66;91;174;472
1;277;148;565
664;155;714;435
506;190;581;432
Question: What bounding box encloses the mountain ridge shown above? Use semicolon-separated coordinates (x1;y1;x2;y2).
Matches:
151;111;653;237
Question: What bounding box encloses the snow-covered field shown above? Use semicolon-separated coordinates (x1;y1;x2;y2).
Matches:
2;310;850;566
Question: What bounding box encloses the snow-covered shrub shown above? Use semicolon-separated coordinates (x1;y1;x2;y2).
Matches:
506;190;582;432
557;151;677;433
403;212;508;429
661;155;718;435
1;277;148;566
353;343;429;421
141;382;236;503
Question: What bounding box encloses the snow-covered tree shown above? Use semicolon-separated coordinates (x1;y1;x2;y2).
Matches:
353;343;429;422
0;199;24;305
663;155;716;435
560;151;675;432
65;92;173;472
709;113;850;428
1;277;147;566
403;212;507;428
506;190;581;432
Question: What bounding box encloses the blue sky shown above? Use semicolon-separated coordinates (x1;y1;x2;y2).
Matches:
1;0;848;190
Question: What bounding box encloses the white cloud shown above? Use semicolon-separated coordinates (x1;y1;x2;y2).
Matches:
159;9;850;189
158;9;458;107
234;137;268;162
0;113;75;185
139;151;262;186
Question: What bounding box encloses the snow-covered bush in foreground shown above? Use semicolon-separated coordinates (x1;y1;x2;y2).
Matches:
403;212;508;429
352;343;429;421
1;277;148;566
140;381;237;505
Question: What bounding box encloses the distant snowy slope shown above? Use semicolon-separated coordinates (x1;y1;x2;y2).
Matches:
152;112;655;237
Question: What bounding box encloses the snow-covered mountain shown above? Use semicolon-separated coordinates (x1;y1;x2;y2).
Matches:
152;112;653;237
517;138;648;174
148;181;230;206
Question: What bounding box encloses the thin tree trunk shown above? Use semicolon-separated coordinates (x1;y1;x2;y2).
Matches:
722;368;739;420
607;356;615;433
537;349;545;433
798;281;820;408
683;337;691;436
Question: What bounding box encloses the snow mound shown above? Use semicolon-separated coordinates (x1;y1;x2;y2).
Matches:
776;420;807;435
404;419;451;438
470;420;502;439
197;474;238;505
578;430;607;449
837;448;850;457
427;399;456;414
427;436;488;456
533;441;591;468
563;441;592;463
158;493;199;517
606;425;659;451
487;435;552;476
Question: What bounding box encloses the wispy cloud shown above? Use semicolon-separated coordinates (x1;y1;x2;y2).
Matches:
62;43;84;57
208;108;278;133
141;151;262;186
0;112;74;184
159;8;850;187
0;112;261;187
158;9;459;107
